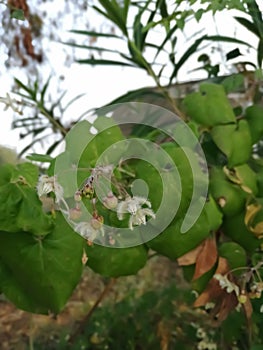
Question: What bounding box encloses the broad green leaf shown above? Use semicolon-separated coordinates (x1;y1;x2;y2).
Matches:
183;83;236;126
223;211;260;253
0;164;13;186
245;105;263;144
0;213;84;314
11;162;39;187
209;167;247;217
0;183;53;235
146;206;211;259
86;244;148;277
211;119;252;167
204;195;223;231
218;242;247;275
77;116;124;169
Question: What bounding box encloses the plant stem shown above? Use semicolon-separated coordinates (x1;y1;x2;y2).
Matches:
147;66;187;121
68;277;116;344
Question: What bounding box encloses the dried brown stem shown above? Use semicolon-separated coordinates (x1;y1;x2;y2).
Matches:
68;278;116;344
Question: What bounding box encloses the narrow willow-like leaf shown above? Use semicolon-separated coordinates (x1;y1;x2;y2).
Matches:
62;42;119;54
257;38;263;68
76;58;135;67
95;1;128;36
170;34;253;82
235;16;259;37
26;153;53;163
69;29;122;39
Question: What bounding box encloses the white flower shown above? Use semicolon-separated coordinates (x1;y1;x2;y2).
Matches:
37;175;64;203
117;196;155;230
37;175;53;196
53;178;64;203
128;207;155;230
214;274;239;296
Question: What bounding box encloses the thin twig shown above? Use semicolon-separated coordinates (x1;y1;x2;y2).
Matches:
68;277;116;344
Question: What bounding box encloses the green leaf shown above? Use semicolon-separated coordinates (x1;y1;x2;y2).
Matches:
235;16;259;37
86;244;148;277
218;242;247;274
146;205;211;259
154;24;178;60
170;35;252;82
26;153;53;163
223;211;260;253
183;83;236;127
69;29;122;39
209;167;247;217
94;0;128;36
226;48;242;61
11;162;39;187
247;0;263;39
0;164;14;186
211;119;252;167
257;38;263;68
62;42;119;54
76;58;135;67
245;105;263;144
0;183;53;235
26;153;54;163
11;9;25;20
0;213;84;314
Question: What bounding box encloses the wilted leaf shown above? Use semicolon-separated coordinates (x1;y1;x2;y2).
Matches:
193;236;218;280
194;257;229;307
177;243;203;266
194;257;239;324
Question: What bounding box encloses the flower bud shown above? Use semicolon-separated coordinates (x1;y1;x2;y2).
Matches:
69;207;82;220
74;190;82;202
90;215;104;229
103;192;118;209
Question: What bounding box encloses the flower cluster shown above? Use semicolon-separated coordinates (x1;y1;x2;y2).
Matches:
36;165;156;245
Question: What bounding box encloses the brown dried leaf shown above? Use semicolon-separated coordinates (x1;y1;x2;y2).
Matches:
193;236;218;280
242;295;253;322
177;243;203;266
194;258;239;324
194;257;229;308
211;292;238;325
